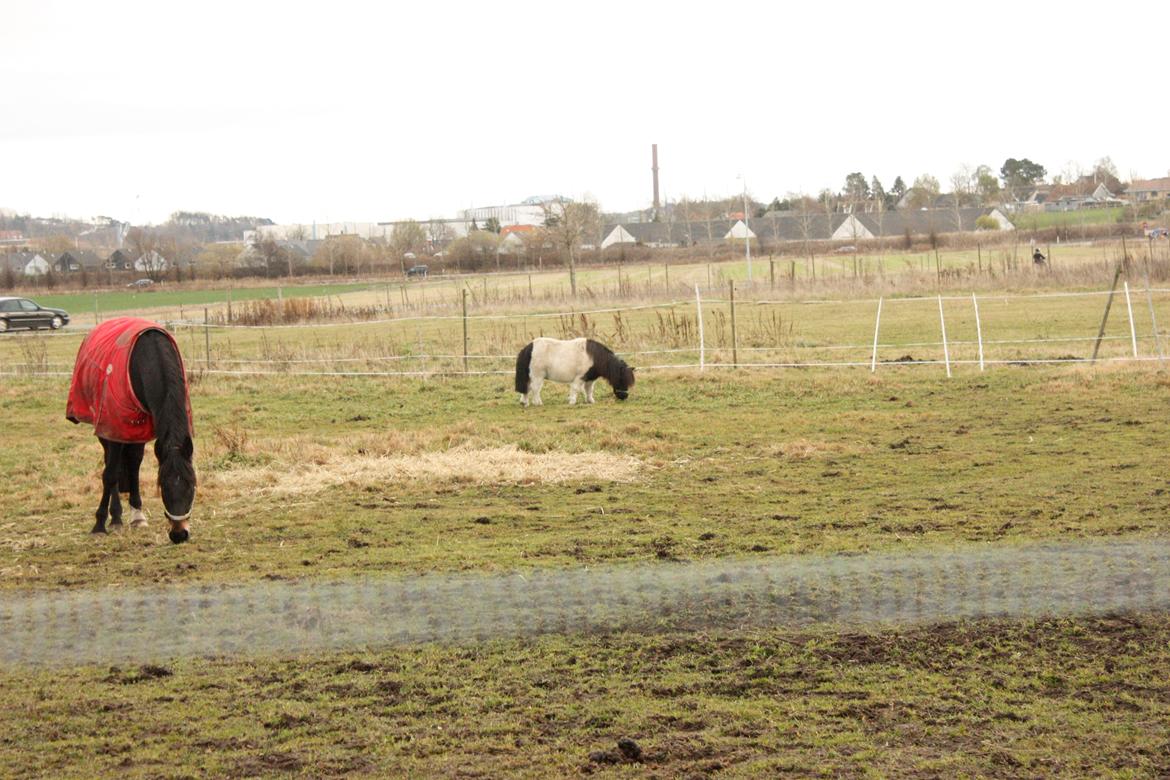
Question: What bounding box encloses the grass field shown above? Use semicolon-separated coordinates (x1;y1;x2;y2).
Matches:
8;235;1169;335
1010;207;1125;231
2;345;1170;774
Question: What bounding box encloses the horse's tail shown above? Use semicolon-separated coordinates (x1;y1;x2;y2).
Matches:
515;342;533;394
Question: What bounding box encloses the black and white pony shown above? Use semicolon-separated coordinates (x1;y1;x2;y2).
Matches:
514;337;635;406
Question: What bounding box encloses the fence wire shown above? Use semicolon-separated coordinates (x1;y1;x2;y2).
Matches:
2;538;1167;668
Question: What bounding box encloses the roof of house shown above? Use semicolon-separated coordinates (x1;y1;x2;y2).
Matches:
1127;177;1170;193
58;250;103;269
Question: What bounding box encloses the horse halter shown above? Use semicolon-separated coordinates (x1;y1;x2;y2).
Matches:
165;510;191;523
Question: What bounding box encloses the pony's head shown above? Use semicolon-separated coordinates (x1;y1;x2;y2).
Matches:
612;362;636;401
157;434;196;543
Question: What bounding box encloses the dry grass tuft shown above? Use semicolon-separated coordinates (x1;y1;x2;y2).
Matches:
211;444;642;496
767;439;860;460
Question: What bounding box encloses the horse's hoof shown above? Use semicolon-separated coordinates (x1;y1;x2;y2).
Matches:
90;527;108;536
168;529;190;544
109;520;124;531
131;518;149;529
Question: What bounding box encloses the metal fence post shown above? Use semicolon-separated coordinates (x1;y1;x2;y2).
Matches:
462;288;469;374
729;280;738;368
695;284;705;372
1123;281;1138;358
937;295;951;378
972;293;985;372
203;307;210;370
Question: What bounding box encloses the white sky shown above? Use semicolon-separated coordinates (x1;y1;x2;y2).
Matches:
3;0;1168;226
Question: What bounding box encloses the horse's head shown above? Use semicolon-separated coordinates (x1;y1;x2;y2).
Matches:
613;363;636;401
158;434;196;544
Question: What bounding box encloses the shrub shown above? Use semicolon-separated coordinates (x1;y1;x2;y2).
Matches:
975;215;1001;231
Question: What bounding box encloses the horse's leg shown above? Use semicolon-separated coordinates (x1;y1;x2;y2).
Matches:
584;380;596;404
107;441;126;530
530;376;544;406
92;440;119;534
568;378;584;405
124;443;148;528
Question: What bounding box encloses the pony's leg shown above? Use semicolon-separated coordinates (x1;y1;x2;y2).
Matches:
107;442;126;530
93;440;121;534
530;376;544;406
584;380;596;404
124;443;148;528
568;378;584;405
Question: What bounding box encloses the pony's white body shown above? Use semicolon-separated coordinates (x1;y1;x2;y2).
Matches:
521;337;597;406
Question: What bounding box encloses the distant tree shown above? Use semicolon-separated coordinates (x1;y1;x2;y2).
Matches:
196;243;243;279
390;221;427;275
907;174;941;209
540;198;599;297
247;236;287;277
975;165;1001;202
425;220;454;252
1000;158;1047;199
321;235;366;275
889;176;907;209
870;177;886;212
37;235;75;256
843;172;870;204
446;230;501;271
484;217;501;234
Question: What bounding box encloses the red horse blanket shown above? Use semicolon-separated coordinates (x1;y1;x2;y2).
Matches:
66;317;190;443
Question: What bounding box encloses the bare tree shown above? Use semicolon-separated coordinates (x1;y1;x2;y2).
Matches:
390;221;427;275
540;198;599;297
426;220;454;253
795;195;817;279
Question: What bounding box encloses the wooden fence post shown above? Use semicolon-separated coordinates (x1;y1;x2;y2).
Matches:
1091;263;1124;363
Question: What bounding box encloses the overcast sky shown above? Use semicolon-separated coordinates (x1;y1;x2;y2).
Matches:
3;1;1168;226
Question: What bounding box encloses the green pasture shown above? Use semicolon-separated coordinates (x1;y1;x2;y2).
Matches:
1010;207;1125;231
30;281;375;321
1;355;1170;774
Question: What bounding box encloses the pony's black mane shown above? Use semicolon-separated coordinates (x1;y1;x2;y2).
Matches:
585;339;633;390
130;330;196;488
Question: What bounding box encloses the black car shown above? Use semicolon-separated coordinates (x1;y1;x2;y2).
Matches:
406;264;429;278
0;297;71;332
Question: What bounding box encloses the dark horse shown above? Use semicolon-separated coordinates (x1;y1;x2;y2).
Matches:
67;318;196;543
515;337;635;406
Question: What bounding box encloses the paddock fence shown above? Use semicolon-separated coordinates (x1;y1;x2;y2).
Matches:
1;285;1168;379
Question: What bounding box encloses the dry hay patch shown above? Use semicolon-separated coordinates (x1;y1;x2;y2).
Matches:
766;438;864;460
211;444;642;497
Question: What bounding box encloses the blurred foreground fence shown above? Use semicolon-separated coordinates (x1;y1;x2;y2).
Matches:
2;538;1168;667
